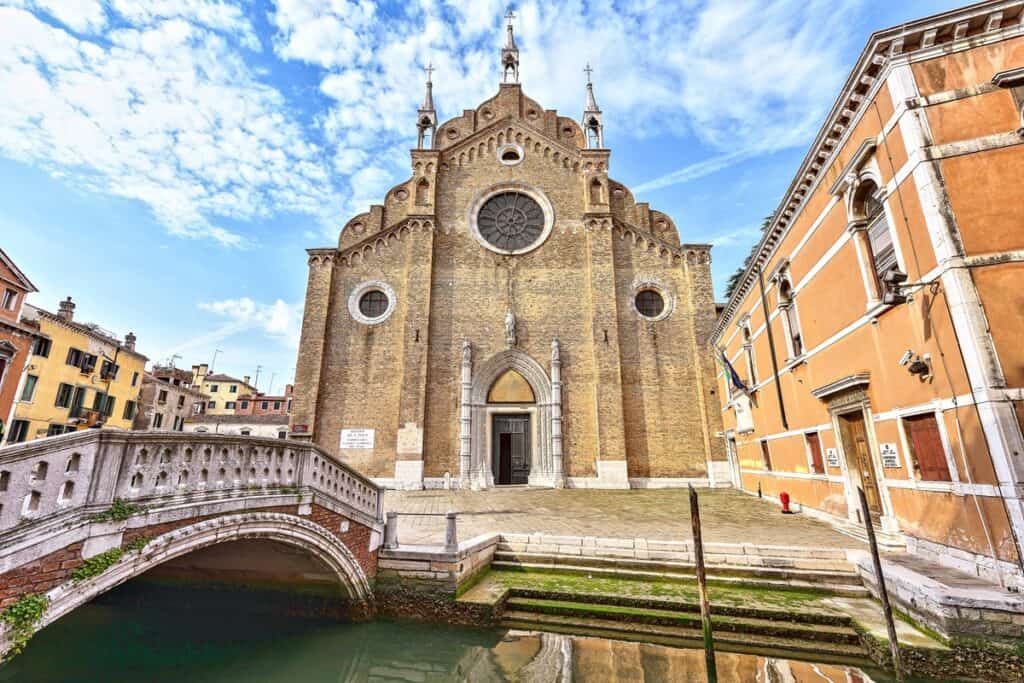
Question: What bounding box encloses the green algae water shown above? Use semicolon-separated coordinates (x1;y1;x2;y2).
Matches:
0;580;935;682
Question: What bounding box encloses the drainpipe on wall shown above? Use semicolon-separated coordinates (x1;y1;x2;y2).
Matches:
757;265;789;431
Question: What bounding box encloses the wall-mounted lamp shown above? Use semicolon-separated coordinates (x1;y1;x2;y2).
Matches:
898;349;932;381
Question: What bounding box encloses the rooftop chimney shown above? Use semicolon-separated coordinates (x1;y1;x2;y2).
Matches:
124;331;137;352
57;296;75;322
243;375;251;386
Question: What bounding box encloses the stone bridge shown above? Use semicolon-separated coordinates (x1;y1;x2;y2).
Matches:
0;429;384;654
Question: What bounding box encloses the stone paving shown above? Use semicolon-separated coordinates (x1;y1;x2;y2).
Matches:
384;487;864;549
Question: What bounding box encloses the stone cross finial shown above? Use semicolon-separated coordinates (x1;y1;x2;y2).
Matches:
424;62;434;83
584;63;593;84
501;8;520;83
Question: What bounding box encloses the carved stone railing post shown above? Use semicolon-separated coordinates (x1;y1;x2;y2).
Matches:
551;339;564;487
384;511;399;549
444;511;458;552
458;340;473;486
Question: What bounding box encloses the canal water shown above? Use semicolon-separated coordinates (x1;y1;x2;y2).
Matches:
0;580;936;682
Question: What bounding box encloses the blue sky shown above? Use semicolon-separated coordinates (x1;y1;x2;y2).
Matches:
0;0;965;389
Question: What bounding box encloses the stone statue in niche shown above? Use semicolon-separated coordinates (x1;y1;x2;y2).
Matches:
504;309;517;348
551;338;560;362
462;339;472;364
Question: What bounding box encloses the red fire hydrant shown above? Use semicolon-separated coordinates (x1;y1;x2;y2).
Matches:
780;491;794;514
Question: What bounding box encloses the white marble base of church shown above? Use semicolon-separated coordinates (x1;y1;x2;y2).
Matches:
705;460;734;487
564;460;631;489
392;460;425;490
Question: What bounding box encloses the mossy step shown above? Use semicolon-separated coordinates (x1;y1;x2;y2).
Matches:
507;589;852;627
500;612;871;665
494;551;859;583
491;561;871;598
505;597;862;645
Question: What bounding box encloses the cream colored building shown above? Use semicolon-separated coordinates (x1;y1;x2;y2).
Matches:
190;363;257;416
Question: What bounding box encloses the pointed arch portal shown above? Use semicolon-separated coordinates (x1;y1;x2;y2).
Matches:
462;348;563;488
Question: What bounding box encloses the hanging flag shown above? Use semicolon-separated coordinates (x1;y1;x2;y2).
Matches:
716;349;751;398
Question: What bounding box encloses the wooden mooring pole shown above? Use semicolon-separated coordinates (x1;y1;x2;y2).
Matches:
858;486;904;681
689;485;717;683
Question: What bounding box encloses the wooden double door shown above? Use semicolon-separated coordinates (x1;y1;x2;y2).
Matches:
492;414;531;485
837;410;883;518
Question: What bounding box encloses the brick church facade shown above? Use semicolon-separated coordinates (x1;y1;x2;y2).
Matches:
291;18;724;489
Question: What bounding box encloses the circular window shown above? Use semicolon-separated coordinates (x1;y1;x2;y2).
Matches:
478;192;544;251
348;280;396;325
469;184;554;255
358;290;388;318
635;290;664;318
497;144;523;165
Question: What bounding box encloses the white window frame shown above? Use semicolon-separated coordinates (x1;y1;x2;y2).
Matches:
776;276;804;362
1;288;17;310
740;320;757;386
892;405;961;493
803;430;827;477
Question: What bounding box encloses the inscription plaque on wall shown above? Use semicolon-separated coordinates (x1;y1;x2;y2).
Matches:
825;448;840;468
340;428;375;449
880;442;900;469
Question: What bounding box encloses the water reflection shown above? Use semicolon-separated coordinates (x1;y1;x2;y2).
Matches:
0;581;902;682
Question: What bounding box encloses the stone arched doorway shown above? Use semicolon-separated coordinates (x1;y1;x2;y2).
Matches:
460;345;563;488
488;369;535;484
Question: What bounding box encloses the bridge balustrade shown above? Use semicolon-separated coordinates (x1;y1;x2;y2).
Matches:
0;430;383;533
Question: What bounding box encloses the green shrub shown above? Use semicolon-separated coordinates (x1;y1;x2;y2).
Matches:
1;593;49;656
90;499;146;523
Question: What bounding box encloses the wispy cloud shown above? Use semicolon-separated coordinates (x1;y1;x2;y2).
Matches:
197;297;303;347
0;0;862;244
633;149;760;194
0;2;328;247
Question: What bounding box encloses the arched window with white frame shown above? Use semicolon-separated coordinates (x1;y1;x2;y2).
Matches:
851;179;900;300
777;277;804;360
741;321;757;386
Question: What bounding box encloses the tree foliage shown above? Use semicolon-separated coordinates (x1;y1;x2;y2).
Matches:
723;213;776;301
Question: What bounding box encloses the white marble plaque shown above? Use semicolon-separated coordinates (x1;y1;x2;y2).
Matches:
732;394;754;434
880;442;900;468
825;448;840;468
340;428;375;449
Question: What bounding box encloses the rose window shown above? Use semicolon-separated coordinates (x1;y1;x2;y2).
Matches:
476;192;545;251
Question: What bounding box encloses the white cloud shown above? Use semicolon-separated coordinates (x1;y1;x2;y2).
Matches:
703;224;764;248
0;0;863;246
197;297;303;348
268;0;861;210
633;149;760;194
0;4;329;246
12;0;108;33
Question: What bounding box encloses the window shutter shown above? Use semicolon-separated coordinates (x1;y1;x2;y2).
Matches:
806;432;825;474
905;414;951;482
868;216;897;279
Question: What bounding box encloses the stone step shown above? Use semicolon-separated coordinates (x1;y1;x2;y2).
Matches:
496;541;854;572
505;588;852;627
494;550;862;585
491;560;871;598
500;611;872;665
505;597;862;645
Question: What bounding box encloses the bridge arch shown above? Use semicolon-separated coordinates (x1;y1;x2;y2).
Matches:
40;512;373;632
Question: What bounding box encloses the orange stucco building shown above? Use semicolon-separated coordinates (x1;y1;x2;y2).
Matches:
713;0;1024;589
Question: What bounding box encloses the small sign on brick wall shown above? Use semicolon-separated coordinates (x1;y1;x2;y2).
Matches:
880;442;900;468
825;447;840;468
340;428;375;449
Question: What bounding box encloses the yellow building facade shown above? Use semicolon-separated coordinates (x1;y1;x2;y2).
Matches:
8;298;147;441
190;364;257;416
